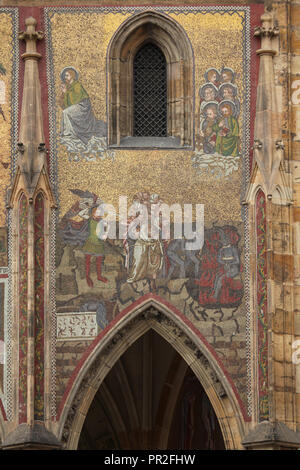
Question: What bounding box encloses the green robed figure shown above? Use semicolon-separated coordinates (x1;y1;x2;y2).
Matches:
215;101;240;157
62;78;89;108
59;66;106;146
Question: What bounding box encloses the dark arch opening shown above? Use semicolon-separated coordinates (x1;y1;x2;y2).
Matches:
78;330;225;450
133;43;167;137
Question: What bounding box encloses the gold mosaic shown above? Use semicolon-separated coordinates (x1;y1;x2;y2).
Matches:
50;11;245;224
0;13;13;227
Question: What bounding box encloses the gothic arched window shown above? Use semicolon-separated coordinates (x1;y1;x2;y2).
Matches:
108;12;194;148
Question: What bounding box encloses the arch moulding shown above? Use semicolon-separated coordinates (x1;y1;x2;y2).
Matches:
58;296;246;450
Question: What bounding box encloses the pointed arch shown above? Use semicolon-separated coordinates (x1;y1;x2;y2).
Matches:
107;11;194;146
272;185;284;205
244;161;292;207
58;296;246;450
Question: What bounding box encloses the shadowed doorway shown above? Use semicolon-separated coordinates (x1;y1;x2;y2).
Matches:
78;330;225;450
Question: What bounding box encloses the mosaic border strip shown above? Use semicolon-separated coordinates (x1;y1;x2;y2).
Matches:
44;5;252;419
241;8;253;418
1;6;19;421
5;210;14;420
0;268;9;408
50;208;57;418
45;5;249;15
7;8;19;178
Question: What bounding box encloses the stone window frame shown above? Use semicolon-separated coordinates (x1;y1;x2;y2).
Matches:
107;11;194;148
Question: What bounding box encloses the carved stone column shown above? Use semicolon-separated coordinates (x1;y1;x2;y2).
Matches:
242;9;299;450
1;17;59;450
